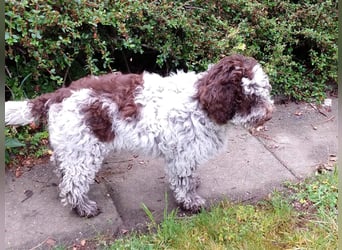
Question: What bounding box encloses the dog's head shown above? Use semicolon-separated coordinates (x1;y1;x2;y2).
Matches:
196;54;274;129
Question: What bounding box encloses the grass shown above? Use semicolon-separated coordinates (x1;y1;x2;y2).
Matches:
102;167;337;250
53;167;337;249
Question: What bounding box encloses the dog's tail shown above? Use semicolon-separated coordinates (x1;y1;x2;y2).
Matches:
5;90;68;126
5;100;37;126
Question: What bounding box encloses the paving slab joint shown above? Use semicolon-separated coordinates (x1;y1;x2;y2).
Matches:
101;179;121;214
254;136;301;180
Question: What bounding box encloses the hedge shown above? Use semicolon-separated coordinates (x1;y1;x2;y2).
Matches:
5;0;337;102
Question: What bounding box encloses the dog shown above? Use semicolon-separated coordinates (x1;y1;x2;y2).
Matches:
5;54;274;217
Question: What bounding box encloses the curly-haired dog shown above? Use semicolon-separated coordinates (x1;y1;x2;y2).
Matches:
5;54;274;217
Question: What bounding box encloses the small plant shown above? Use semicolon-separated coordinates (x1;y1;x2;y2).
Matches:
5;126;50;166
285;167;338;219
5;136;25;164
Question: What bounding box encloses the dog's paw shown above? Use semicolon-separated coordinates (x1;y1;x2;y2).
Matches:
73;202;102;218
180;195;206;213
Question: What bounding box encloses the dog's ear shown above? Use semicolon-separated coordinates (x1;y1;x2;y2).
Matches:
196;55;249;124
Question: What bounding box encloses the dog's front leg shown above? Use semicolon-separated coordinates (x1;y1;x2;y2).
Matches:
168;174;206;212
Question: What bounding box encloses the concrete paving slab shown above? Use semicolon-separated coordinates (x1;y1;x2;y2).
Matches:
5;164;122;249
100;155;175;230
197;126;297;202
256;98;337;178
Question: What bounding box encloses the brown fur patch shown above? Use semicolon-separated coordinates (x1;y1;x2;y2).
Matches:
29;72;144;142
71;73;144;119
195;54;258;124
29;88;73;120
81;100;115;142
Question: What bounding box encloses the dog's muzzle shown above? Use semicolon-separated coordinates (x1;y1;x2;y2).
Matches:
264;103;274;122
250;103;274;133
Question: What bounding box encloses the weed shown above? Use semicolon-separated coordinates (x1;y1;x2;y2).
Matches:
5;136;25;164
5;126;50;166
286;168;338;218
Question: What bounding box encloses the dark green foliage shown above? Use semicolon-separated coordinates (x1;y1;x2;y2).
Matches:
5;0;337;102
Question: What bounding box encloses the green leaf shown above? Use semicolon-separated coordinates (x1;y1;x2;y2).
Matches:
5;137;25;148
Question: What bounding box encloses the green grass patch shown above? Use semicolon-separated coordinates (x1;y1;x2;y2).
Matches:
105;168;337;250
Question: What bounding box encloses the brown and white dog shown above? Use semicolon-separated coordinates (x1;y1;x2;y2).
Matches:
5;54;274;217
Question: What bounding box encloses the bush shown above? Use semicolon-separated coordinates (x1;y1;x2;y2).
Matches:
5;0;337;102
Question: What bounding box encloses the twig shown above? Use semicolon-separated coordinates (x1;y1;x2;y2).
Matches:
184;5;203;10
141;44;159;52
311;115;335;129
28;237;51;250
309;103;328;117
240;196;256;203
21;190;34;203
310;124;318;130
104;159;133;164
62;66;70;87
253;132;279;143
121;51;131;73
5;83;14;99
5;65;12;78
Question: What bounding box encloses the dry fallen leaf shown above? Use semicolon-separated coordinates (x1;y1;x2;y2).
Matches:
322;98;332;112
15;168;23;178
22;159;32;166
80;239;86;246
41;139;49;145
29;122;39;130
45;238;56;247
329;154;337;162
255;125;265;132
21;190;33;203
316;162;335;173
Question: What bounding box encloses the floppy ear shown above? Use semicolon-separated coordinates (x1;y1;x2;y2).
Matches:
196;56;246;124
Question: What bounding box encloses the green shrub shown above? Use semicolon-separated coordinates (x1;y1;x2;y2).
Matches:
5;0;337;101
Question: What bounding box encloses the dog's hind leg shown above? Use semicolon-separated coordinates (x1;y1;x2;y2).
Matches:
53;143;108;217
47;100;112;217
